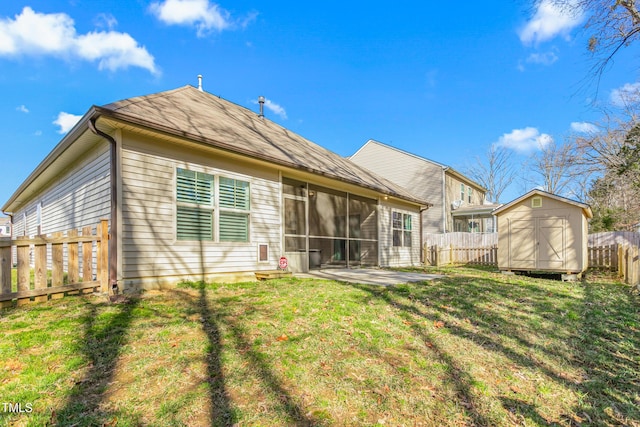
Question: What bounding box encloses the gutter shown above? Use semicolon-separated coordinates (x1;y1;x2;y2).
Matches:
442;166;448;233
88;116;118;294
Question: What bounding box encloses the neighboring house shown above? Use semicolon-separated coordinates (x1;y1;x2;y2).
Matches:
0;216;10;236
350;140;498;237
2;85;429;291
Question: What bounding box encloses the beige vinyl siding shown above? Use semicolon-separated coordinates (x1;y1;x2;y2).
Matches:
120;134;281;287
496;194;589;273
10;143;110;235
351;141;442;233
379;201;421;267
444;173;485;232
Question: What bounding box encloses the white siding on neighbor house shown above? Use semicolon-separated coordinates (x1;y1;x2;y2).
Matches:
120;135;281;286
351;141;443;234
379;201;421;267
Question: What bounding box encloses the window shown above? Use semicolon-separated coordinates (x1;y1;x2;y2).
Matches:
532;197;542;208
460;184;465;202
176;168;214;240
468;187;472;203
176;170;251;242
219;177;250;242
392;211;412;247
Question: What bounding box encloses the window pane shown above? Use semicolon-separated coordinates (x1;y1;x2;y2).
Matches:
403;231;412;247
403;214;412;231
219;177;250;210
393;230;402;247
392;212;402;230
177;206;212;240
219;212;249;242
177;169;214;206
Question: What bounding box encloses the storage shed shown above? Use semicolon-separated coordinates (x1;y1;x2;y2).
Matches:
493;190;593;274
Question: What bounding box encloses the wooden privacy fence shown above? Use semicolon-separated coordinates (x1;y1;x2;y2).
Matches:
423;236;640;286
0;220;109;308
424;244;498;267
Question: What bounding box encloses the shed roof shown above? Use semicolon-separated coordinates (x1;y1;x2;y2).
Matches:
492;189;593;219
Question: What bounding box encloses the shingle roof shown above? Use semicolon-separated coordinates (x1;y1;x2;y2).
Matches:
98;85;429;206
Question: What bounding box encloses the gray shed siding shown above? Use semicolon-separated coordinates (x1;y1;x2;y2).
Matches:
351;141;443;234
119;133;282;288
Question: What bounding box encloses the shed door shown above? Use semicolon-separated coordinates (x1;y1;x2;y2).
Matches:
538;218;565;270
510;220;536;269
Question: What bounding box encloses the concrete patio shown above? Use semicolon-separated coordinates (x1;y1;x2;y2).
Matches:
296;268;443;286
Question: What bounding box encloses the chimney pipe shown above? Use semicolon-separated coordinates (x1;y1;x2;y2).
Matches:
197;75;203;91
258;95;265;118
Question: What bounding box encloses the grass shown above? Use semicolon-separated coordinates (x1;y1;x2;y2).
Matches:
0;266;638;426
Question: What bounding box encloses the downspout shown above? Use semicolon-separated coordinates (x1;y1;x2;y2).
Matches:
88;116;118;294
442;167;448;233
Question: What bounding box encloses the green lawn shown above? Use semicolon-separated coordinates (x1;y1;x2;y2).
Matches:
0;267;638;426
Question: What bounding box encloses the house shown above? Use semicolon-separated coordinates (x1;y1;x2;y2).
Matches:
0;217;10;236
2;84;430;291
493;189;592;275
350;140;498;237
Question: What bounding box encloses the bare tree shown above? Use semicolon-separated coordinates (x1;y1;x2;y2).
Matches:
527;139;578;195
465;145;518;203
539;1;640;82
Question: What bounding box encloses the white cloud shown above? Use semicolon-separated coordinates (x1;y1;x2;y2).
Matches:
495;127;553;153
610;82;640;107
94;13;118;30
16;105;29;113
53;112;82;134
149;0;231;36
264;99;287;119
519;0;584;45
526;50;558;66
0;7;157;73
571;121;598;133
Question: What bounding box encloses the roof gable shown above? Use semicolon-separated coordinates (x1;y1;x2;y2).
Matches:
352;139;487;192
492;189;593;219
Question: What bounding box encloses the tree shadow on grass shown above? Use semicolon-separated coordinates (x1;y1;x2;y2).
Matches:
177;282;323;426
578;281;640;426
53;296;141;426
344;274;640;426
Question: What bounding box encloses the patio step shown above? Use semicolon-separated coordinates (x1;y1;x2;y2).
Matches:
255;270;292;280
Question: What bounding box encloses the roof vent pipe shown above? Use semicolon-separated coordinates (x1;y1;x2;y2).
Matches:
258;95;265;118
197;75;203;91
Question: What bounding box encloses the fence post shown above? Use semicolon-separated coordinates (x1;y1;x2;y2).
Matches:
34;237;47;303
0;238;11;308
99;219;109;294
51;231;64;299
82;226;93;294
16;244;30;305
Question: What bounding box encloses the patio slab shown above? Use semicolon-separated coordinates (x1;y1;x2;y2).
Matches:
296;268;443;286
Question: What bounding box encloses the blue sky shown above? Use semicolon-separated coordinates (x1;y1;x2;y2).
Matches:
0;0;638;212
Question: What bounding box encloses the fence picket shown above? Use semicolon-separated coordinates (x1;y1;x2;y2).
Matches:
51;232;64;299
0;220;109;308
